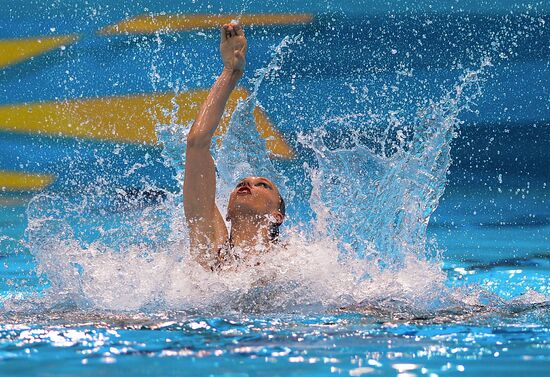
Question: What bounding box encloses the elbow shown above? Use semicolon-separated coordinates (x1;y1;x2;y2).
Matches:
187;131;211;150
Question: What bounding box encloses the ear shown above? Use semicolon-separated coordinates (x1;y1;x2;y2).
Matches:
272;211;284;226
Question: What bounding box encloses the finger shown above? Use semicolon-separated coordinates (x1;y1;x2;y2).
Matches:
229;25;236;37
221;25;228;40
233;24;244;37
239;44;247;57
223;24;234;38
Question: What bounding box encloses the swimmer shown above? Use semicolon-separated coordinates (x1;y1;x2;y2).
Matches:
184;22;285;271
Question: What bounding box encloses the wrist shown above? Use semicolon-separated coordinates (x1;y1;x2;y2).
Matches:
222;67;244;79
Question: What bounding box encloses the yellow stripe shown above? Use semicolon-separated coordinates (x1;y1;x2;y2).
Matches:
0;196;30;206
0;89;293;158
0;171;54;191
0;34;79;68
99;13;313;35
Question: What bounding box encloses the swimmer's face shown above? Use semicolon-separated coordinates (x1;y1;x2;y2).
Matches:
227;176;284;224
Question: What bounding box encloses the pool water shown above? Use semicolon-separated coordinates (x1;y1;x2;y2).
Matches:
0;311;549;377
1;1;549;376
0;138;548;377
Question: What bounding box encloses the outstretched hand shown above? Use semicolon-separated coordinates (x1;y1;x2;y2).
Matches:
220;22;247;73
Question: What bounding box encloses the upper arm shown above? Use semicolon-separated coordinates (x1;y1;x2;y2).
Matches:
183;141;228;266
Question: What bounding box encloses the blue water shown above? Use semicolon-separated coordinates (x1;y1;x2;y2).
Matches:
1;1;549;376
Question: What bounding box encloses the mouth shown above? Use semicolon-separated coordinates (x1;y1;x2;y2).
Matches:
236;187;252;195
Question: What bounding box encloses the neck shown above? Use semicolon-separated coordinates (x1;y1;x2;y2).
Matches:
229;216;273;253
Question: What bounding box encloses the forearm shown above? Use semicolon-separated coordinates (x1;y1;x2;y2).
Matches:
187;69;243;148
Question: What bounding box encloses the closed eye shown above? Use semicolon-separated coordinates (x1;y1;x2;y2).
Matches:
256;182;271;189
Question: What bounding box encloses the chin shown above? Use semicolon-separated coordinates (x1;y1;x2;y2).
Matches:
229;201;267;219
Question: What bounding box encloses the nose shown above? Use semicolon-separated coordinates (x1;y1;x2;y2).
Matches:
239;180;251;188
235;180;251;192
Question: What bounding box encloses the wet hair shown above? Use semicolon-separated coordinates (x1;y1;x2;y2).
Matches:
269;194;286;241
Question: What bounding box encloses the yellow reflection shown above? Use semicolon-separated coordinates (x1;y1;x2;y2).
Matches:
0;89;293;158
99;13;314;35
0;171;54;191
0;35;79;68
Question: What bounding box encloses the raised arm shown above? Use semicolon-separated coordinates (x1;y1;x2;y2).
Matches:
183;23;247;268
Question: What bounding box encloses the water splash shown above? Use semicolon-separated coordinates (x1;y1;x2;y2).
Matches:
2;17;546;317
303;58;492;268
6;63;484;316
